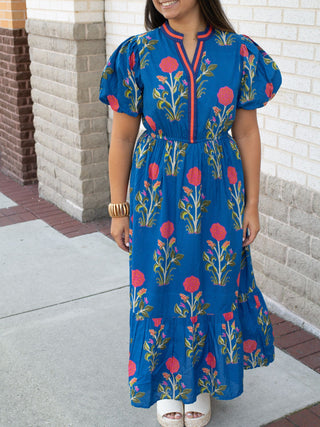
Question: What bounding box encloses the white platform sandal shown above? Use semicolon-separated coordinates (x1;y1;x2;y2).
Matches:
157;399;184;427
184;393;211;427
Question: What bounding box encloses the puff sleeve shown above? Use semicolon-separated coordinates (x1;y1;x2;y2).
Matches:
237;35;282;110
99;36;143;116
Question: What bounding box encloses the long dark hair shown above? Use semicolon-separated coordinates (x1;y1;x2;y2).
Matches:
145;0;235;33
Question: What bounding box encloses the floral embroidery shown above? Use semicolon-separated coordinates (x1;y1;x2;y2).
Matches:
239;45;257;103
196;51;217;98
255;295;273;346
135;162;163;227
153;221;184;285
174;276;210;365
206;87;235;139
164;140;188;176
136;34;159;68
130;269;154;320
102;60;113;80
203;223;237;286
153;57;188;121
203;140;223;179
243;339;269;369
158;357;191;400
215;30;236;46
123;51;142;113
218;311;242;364
198;353;227;396
129;360;146;403
144;318;171;372
227;166;244;230
178;167;211;234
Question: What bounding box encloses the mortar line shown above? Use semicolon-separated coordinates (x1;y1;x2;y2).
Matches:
0;284;129;320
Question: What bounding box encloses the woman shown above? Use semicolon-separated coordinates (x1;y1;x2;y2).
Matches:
100;0;282;425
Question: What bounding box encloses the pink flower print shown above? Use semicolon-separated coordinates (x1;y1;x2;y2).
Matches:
243;339;257;353
153;318;162;327
240;43;249;57
210;223;227;241
205;58;211;64
213;106;221;115
183;186;192;196
223;312;234;322
265;82;274;98
128;360;136;376
181;382;186;389
160;57;179;73
183;276;200;293
186;167;202;186
176;374;182;381
134;386;139;392
254;295;261;308
249;54;255;65
190;315;198;324
129;52;135;70
158;85;165;90
148;163;159;180
107;95;119;111
145;116;156;132
237;273;240;287
166;357;180;373
146;35;151;40
132;269;145;287
175;70;183;79
206;352;216;369
228;167;237;185
160;221;174;239
157;75;167;83
183;79;188;85
217;87;234;106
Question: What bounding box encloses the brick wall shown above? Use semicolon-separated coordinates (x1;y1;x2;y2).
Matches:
103;1;320;330
0;0;36;184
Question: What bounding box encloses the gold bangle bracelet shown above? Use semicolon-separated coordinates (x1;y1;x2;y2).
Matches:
108;201;130;218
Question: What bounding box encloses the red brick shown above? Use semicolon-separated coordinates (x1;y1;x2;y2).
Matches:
272;321;300;337
262;418;295;427
275;330;315;349
300;352;320;370
288;339;320;359
287;407;320;426
269;313;286;325
310;403;320;418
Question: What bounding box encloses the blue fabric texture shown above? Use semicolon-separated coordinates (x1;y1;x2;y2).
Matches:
99;21;282;408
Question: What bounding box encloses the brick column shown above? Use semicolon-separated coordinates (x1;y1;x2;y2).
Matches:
0;0;36;184
26;1;109;221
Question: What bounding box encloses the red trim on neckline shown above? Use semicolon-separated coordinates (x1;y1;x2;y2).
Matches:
198;27;213;39
176;42;195;144
163;22;184;40
193;41;203;72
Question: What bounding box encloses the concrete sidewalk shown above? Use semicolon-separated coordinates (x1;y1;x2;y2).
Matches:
0;187;320;427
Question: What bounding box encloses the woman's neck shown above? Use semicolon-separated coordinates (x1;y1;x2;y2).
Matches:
168;12;206;39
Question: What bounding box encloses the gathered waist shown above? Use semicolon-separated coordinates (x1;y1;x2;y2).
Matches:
140;130;231;144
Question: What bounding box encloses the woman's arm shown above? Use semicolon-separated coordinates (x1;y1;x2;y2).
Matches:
231;108;261;246
109;111;141;251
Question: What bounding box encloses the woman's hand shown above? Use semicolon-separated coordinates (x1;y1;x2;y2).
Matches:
242;204;260;247
110;216;130;252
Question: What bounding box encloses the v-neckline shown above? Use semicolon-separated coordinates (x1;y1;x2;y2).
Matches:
161;21;214;71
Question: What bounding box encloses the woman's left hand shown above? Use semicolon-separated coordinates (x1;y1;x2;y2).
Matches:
242;204;260;247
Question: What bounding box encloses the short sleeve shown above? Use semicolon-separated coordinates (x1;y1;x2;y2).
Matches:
237;35;282;110
99;36;143;116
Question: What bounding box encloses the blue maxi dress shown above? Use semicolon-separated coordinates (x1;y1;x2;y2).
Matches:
99;21;282;409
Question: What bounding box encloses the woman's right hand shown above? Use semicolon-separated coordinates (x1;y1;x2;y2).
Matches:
110;216;130;252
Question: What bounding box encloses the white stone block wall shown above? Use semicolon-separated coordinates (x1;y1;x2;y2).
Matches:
26;0;105;23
